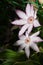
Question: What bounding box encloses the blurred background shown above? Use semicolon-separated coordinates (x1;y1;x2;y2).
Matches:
0;0;43;65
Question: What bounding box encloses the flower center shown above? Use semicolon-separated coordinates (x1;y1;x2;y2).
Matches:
27;16;34;24
25;38;30;44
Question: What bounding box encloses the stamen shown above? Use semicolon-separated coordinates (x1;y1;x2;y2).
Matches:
27;16;34;24
25;38;30;44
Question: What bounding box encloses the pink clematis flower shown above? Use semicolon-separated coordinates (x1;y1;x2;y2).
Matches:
15;31;43;58
12;4;41;36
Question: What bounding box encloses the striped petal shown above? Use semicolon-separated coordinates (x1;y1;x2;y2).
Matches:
16;10;27;19
11;19;27;25
30;5;34;16
19;24;29;36
19;35;25;40
26;4;31;17
34;20;41;27
27;24;33;34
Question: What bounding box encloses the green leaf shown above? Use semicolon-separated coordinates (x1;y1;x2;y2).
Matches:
14;60;34;65
5;49;17;59
5;49;27;61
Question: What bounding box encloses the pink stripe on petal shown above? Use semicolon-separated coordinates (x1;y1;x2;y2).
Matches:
27;24;33;34
34;20;41;27
26;4;31;17
30;5;34;16
11;19;27;25
19;24;29;36
16;10;27;19
19;35;25;40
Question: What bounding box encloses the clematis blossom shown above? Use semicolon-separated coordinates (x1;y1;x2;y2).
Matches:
12;4;41;36
15;31;43;58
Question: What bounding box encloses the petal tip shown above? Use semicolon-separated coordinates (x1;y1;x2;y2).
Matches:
37;31;40;35
11;21;14;24
11;21;16;25
18;32;22;37
15;10;19;13
36;49;40;53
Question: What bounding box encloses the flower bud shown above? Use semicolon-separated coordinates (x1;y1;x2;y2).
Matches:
39;0;43;4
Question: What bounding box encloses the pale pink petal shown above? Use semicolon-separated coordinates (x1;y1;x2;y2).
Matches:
19;44;26;51
27;24;33;34
25;31;29;38
14;40;24;45
26;4;31;17
34;10;37;19
25;46;30;58
30;31;40;37
19;24;29;36
11;19;27;25
19;35;25;40
30;5;34;16
32;36;43;42
16;10;27;19
30;43;39;52
34;20;41;27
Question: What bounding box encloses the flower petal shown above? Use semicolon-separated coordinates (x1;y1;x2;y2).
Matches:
25;31;29;38
19;43;26;51
19;24;29;36
34;20;41;27
11;19;27;25
34;10;37;19
30;5;34;16
19;35;26;40
25;46;30;58
15;40;24;45
30;43;39;52
27;24;33;34
16;10;27;19
26;4;31;17
32;36;43;42
30;31;40;37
